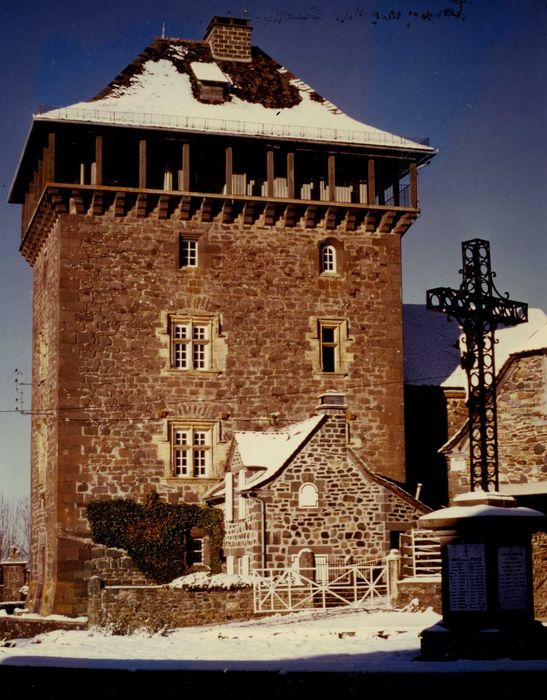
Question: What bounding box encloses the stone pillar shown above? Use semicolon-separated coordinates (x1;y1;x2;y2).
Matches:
386;549;401;601
0;547;27;602
418;492;547;659
87;576;104;626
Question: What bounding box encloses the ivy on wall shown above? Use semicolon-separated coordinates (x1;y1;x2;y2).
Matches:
87;492;224;583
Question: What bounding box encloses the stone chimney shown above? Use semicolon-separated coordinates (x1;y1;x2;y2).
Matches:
204;16;252;62
316;391;347;416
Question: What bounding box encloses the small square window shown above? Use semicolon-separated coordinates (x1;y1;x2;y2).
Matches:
180;237;198;268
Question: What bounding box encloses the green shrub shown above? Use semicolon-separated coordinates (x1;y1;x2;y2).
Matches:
87;492;224;583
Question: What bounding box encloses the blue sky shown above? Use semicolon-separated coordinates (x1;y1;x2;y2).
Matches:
0;0;545;497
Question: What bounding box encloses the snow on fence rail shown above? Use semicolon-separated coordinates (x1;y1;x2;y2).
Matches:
36;106;429;149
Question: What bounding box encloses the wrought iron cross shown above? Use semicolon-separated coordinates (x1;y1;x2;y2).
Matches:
426;239;528;492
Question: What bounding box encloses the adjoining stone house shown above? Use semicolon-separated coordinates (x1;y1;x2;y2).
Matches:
404;305;547;512
206;392;429;575
440;308;547;511
9;15;436;615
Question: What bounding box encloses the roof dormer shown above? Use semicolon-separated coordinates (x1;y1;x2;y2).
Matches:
190;61;232;103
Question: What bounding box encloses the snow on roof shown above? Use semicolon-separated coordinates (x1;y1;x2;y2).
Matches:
190;61;230;84
403;304;462;386
420;503;545;526
441;307;547;389
236;415;324;488
35;38;433;152
404;305;547;389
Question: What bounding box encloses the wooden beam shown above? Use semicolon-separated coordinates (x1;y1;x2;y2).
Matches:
181;143;190;191
409;162;418;208
225;146;233;196
139;139;147;189
266;149;274;197
367;159;375;205
287;152;295;199
328;154;336;202
45;132;55;182
95;135;103;186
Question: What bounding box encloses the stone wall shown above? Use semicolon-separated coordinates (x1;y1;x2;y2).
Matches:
0;560;27;602
393;577;442;613
447;353;547;498
0;616;87;641
88;579;255;633
83;544;152;587
30;207;408;614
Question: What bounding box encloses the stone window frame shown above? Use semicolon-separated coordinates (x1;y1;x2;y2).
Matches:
169;314;214;371
318;237;344;276
298;482;319;508
179;233;200;268
318;319;346;373
169;420;216;479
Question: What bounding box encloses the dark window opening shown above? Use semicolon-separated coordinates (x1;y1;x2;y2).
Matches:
321;325;337;372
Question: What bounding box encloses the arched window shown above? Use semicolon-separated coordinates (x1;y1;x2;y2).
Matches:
298;483;319;508
320;243;337;274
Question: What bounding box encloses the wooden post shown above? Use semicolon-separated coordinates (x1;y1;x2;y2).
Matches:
267;149;274;197
181;143;190;191
367;159;375;205
287;152;295;199
45;132;55;183
328;153;336;202
139;139;147;189
225;145;233;195
409;162;418;208
95;135;103;186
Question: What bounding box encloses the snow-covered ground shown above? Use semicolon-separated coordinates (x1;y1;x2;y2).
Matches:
1;606;546;673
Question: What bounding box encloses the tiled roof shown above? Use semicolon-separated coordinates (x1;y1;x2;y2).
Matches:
35;36;434;151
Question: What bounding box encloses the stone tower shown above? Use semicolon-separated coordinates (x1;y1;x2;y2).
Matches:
9;16;435;615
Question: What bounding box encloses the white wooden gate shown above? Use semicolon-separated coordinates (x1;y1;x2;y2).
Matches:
252;560;390;614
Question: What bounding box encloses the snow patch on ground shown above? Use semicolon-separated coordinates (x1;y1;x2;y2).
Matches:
1;607;546;672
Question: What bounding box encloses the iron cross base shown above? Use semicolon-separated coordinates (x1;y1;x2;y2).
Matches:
417;492;547;660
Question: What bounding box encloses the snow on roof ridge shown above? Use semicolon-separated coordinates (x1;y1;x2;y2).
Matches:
235;415;324;478
441;307;547;389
